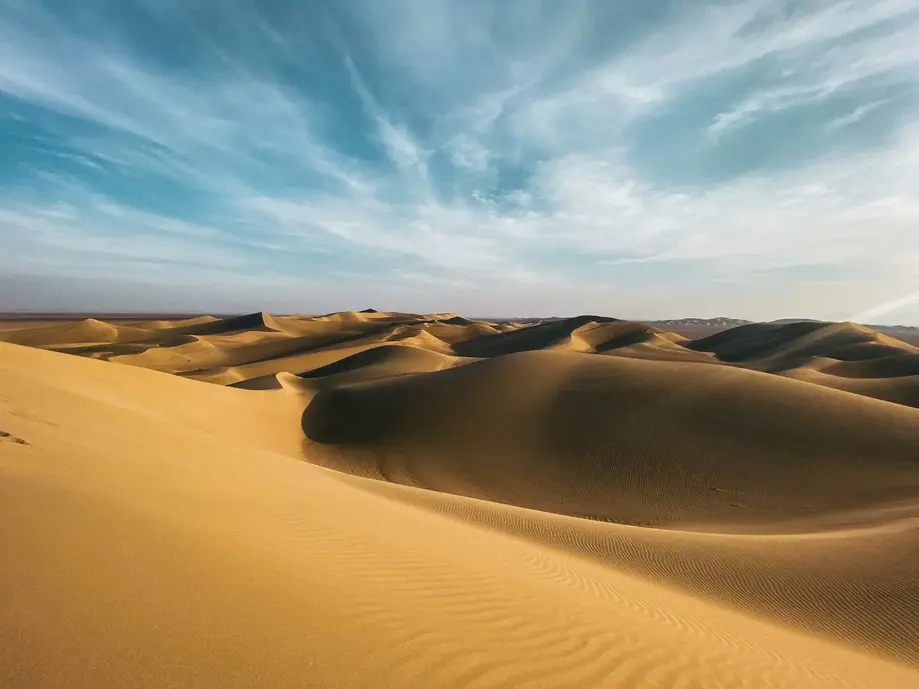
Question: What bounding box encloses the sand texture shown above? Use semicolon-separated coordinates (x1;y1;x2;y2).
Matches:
3;311;919;688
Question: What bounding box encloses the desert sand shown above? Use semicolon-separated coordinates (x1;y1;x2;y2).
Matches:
2;311;919;688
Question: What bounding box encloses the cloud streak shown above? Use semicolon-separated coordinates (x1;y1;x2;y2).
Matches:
2;0;919;321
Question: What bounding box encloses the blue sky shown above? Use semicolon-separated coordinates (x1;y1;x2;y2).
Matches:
2;0;919;322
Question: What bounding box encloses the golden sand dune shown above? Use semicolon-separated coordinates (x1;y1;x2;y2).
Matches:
231;345;464;392
784;369;919;408
0;317;149;347
451;315;698;359
689;320;919;408
688;320;917;371
302;350;919;525
125;315;220;330
3;311;919;687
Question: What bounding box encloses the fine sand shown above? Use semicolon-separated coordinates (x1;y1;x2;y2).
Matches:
2;311;919;688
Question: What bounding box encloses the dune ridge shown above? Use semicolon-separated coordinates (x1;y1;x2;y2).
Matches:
6;311;915;406
686;320;919;408
3;311;919;687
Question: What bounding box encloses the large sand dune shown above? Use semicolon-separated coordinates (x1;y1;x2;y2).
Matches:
3;311;919;687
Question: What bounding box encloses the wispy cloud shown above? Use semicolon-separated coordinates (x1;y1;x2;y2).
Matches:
825;99;891;132
850;289;919;323
2;0;919;321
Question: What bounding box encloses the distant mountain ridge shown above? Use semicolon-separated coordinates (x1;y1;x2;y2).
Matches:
651;317;918;335
649;317;753;329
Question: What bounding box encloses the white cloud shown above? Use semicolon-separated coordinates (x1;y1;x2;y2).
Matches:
709;34;918;137
507;0;919;147
338;52;431;185
444;134;493;172
849;290;919;322
2;0;919;320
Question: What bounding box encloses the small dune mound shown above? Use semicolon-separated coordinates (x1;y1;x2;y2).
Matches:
303;350;919;528
565;321;711;363
49;333;203;362
384;326;453;353
111;337;225;373
689;321;914;372
162;312;281;336
566;321;661;352
452;316;703;363
318;310;372;324
174;366;248;386
784;367;919;409
421;321;501;344
319;310;423;324
433;315;477;326
689;321;919;407
453;315;620;356
297;344;461;388
0;318;148;347
127;316;219;331
230;371;314;392
820;353;919;379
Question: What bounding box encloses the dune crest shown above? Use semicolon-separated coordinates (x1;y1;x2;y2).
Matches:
688;320;919;407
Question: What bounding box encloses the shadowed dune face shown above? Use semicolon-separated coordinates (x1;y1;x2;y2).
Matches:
295;343;458;381
5;311;919;685
688;321;918;371
302;351;919;528
449;315;702;359
686;321;919;409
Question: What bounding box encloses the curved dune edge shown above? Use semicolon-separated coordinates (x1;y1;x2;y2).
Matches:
2;342;919;688
4;311;918;408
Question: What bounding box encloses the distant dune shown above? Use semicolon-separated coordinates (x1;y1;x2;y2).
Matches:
687;321;919;408
3;311;919;688
3;311;916;408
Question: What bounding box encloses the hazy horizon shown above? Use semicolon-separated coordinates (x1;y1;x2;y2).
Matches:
3;1;919;324
3;305;919;330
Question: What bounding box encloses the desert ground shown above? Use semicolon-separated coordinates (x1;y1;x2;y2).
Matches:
2;310;919;688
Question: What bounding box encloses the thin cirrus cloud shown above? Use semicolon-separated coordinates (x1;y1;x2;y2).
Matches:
1;0;918;321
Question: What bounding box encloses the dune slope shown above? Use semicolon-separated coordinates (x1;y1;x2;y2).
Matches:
4;311;919;687
687;321;919;407
302;349;919;662
302;350;919;526
3;341;919;688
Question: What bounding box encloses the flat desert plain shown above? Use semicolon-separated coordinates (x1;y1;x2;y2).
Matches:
3;310;919;688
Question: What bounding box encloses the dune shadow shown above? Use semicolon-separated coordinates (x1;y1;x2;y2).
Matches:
301;385;400;446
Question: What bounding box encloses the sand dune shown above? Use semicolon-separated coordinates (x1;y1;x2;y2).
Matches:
688;321;917;370
687;321;919;407
3;311;919;687
232;345;464;392
454;315;657;355
4;308;916;409
4;309;917;405
303;350;919;526
785;366;919;409
125;315;220;330
0;317;149;347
